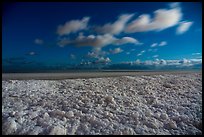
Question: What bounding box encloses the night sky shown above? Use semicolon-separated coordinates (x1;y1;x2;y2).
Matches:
2;2;202;72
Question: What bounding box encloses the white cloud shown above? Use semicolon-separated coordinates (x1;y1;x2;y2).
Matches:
169;2;180;8
87;47;108;59
87;51;98;58
58;33;141;48
87;51;107;59
189;58;202;64
95;57;111;64
179;58;191;64
151;43;158;47
156;58;201;66
109;48;123;54
125;7;182;33
95;14;134;35
159;41;167;46
57;17;90;36
34;39;44;45
144;60;153;65
135;59;140;64
196;56;202;59
176;21;193;34
137;53;142;56
159;59;167;65
153;55;159;58
147;59;167;65
137;50;145;56
64;34;115;47
114;37;142;45
118;58;202;68
192;53;201;55
29;52;36;55
165;60;181;66
150;41;167;48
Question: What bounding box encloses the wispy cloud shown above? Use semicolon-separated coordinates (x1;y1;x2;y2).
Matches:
159;41;167;46
150;41;167;48
57;17;90;36
150;43;158;47
176;21;193;34
135;59;141;64
125;6;182;33
79;56;111;67
57;33;141;48
153;55;159;58
192;53;201;55
125;58;202;67
169;2;180;8
87;47;108;59
109;48;123;54
95;57;111;64
114;37;142;45
29;52;36;56
95;14;134;35
34;38;44;45
137;50;145;56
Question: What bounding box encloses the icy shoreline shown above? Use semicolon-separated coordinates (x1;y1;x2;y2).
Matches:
2;72;202;135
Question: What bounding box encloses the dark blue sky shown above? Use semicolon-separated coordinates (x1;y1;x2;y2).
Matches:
2;2;202;72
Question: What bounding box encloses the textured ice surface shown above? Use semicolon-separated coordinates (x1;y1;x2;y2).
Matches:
2;73;202;135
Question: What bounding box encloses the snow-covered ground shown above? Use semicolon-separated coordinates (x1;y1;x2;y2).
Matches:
2;72;202;135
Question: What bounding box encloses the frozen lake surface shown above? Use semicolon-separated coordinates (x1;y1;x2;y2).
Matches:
2;72;202;135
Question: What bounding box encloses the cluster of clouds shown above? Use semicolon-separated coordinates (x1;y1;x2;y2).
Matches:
191;52;202;59
54;2;192;49
148;48;158;52
95;57;111;64
57;33;141;48
150;41;167;47
129;58;202;67
56;3;192;38
137;50;145;56
109;48;123;54
32;3;197;67
84;46;126;65
80;57;111;65
192;52;201;55
86;47;125;64
34;3;193;51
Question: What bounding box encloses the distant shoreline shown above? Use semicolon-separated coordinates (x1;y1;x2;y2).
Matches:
2;70;202;80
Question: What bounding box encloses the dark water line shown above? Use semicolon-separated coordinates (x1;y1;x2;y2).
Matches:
2;70;202;80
